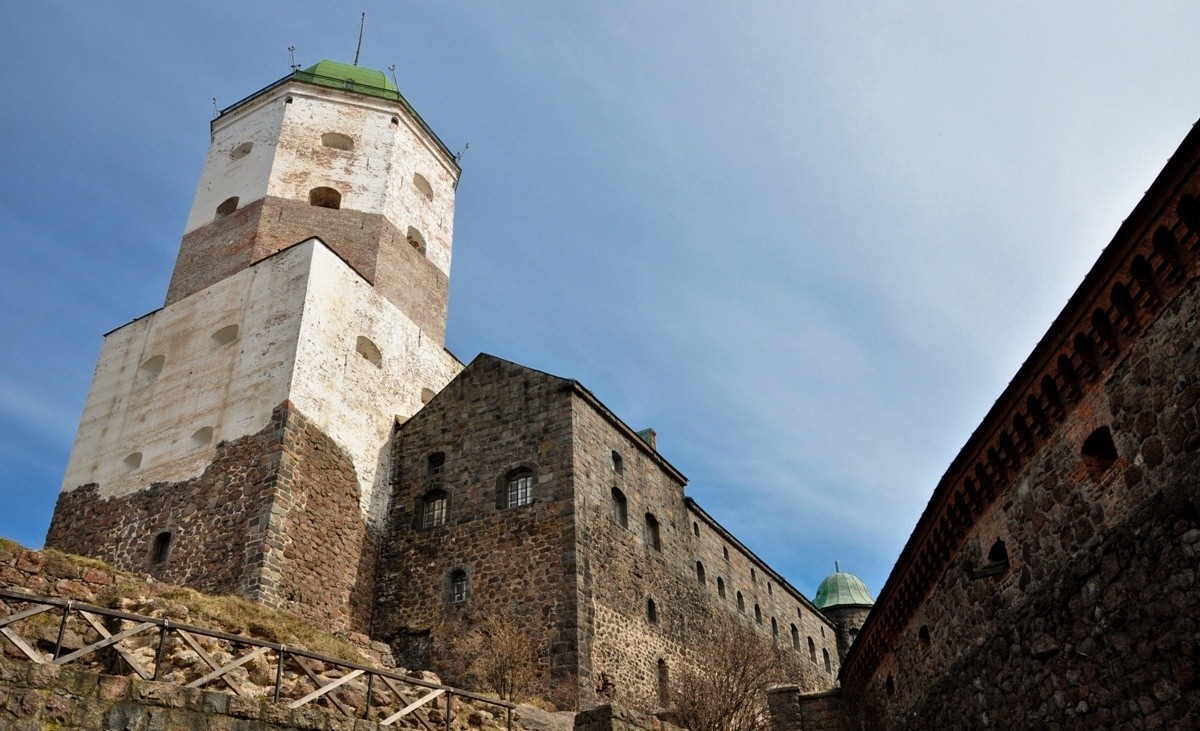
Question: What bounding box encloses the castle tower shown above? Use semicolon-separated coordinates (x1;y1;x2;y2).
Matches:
814;564;875;663
47;61;463;632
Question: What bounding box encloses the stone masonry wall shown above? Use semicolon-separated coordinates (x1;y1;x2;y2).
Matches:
47;402;373;634
168;196;449;342
373;355;580;691
767;688;851;731
843;262;1200;728
572;393;836;710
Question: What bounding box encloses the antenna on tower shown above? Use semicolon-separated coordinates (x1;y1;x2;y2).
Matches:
353;12;366;66
454;142;470;163
211;98;218;119
388;64;400;92
288;45;299;72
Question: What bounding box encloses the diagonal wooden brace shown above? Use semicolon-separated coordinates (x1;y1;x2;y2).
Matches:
0;627;47;664
79;611;152;680
177;629;244;697
54;621;156;666
378;676;437;731
292;655;353;715
185;645;270;689
0;603;54;629
288;668;365;709
380;687;444;726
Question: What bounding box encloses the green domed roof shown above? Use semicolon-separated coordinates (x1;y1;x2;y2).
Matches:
297;60;398;100
814;564;874;609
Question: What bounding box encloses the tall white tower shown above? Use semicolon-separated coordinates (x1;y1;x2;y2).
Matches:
49;61;463;632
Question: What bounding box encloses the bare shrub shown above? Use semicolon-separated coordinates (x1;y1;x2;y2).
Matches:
448;613;541;702
668;617;800;731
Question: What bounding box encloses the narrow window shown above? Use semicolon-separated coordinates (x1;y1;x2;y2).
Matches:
190;427;214;447
717;577;726;598
321;132;354;151
768;581;773;595
230;142;252;160
1081;426;1118;475
427;452;446;479
885;675;895;696
823;649;832;674
355;336;382;367
448;569;468;603
611;450;623;474
151;532;171;564
285;96;293;104
391;116;400;126
647;598;657;623
413;173;434;200
695;561;706;585
988;539;1009;565
723;546;730;561
692;521;699;537
309;186;342;209
791;624;799;649
211;324;239;345
771;617;778;639
754;604;763;624
215;196;239;219
751;568;757;583
122;452;142;472
422;490;448;529
407;226;427;256
611;487;628;528
656;659;669;706
506;468;534;508
808;637;817;663
644;513;661;551
737;591;745;613
919;625;931;647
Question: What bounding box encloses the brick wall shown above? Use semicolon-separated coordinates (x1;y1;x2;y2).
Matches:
167;196;449;342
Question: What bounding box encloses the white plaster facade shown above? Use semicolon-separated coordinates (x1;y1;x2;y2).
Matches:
184;78;458;276
61;239;461;522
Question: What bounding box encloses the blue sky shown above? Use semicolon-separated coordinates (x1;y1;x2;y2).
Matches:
3;2;1200;601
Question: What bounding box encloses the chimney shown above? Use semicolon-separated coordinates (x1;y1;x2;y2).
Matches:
636;428;657;450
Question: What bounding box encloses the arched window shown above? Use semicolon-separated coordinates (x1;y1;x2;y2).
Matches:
823;648;831;674
750;568;757;583
230;142;252;160
918;625;930;647
692;521;699;537
355;336;382;367
767;582;772;595
321;132;354;151
723;546;730;561
771;617;778;638
421;490;448;529
139;355;165;380
717;577;726;598
190;427;214;447
754;604;763;624
1081;426;1118;475
736;591;745;613
644;513;661;551
151;532;172;564
215;196;239;219
611;450;624;474
505;468;534;508
808;637;817;663
413;173;434;200
448;569;468;603
309;186;341;209
611;487;628;528
695;561;706;585
988;539;1009;565
647;598;658;623
791;624;799;649
123;452;142;472
407;226;427;256
211;324;239;345
885;675;895;696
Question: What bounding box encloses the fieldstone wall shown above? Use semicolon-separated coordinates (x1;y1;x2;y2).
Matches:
573;703;683;731
168;196;450;342
572;400;837;710
766;687;850;731
374;355;581;689
837;240;1200;727
47;402;374;634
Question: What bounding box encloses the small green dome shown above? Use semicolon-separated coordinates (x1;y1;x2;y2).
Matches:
814;564;874;609
298;60;398;100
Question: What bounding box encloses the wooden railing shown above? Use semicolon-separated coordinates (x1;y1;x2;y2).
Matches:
0;588;514;728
